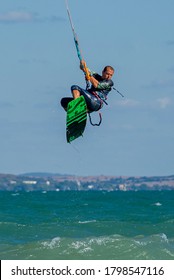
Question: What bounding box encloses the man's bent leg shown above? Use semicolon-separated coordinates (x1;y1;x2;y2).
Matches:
72;89;80;99
71;85;82;99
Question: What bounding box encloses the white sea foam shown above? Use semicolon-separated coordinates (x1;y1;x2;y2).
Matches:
41;237;61;249
134;239;149;246
163;248;174;257
153;202;162;206
160;233;169;243
79;247;93;253
70;240;93;254
78;220;96;224
71;241;85;249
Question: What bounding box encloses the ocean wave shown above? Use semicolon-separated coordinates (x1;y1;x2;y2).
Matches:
0;221;26;227
32;233;174;260
11;193;20;196
153;202;162;206
78;220;97;224
41;237;61;249
134;233;169;246
1;233;174;260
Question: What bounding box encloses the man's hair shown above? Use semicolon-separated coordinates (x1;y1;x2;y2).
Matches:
103;66;114;72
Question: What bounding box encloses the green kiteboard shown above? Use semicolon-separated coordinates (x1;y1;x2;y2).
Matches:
66;96;87;143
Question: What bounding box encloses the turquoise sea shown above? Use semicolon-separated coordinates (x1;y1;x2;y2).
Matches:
0;190;174;260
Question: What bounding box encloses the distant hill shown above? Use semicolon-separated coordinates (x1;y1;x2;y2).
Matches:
19;172;68;178
0;173;174;191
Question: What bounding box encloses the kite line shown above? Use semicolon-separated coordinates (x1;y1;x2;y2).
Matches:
64;0;90;86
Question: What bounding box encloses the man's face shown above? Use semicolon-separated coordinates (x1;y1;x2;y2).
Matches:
102;68;114;80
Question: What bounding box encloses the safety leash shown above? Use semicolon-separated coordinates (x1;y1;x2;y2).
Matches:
87;91;105;126
88;111;102;126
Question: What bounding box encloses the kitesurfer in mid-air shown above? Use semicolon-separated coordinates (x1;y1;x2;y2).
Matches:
60;60;114;112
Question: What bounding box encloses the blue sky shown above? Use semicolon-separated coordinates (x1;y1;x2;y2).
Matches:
0;0;174;176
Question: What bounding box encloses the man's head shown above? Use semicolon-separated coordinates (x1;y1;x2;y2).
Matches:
102;66;114;80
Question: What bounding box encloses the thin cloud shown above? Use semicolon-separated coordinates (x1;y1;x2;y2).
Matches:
0;11;65;24
168;67;174;73
156;97;171;109
116;98;140;108
18;58;50;65
0;101;14;108
0;11;32;23
114;97;173;110
143;79;174;90
166;40;174;46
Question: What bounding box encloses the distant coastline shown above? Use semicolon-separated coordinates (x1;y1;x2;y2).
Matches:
0;173;174;191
